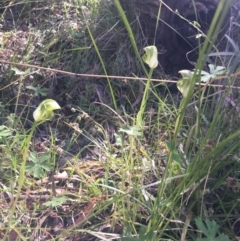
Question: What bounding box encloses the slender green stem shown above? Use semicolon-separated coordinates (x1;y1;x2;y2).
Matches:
136;69;153;127
114;0;148;76
3;122;37;241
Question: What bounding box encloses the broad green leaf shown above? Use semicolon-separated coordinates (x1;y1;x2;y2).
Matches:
119;126;142;136
199;64;226;83
195;218;230;241
114;133;123;146
171;161;181;175
43;196;67;207
26;151;53;178
28;151;39;163
38;153;51;163
11;67;32;76
26;85;49;96
26;161;53;178
0;125;12;137
166;140;182;164
142;45;158;69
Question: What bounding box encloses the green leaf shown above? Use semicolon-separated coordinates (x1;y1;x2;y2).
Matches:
142;45;158;69
11;67;32;76
170;161;181;175
38;153;51;163
195;218;230;241
118;126;142;136
28;151;39;163
208;35;239;75
43;196;67;207
26;85;49;97
166;140;183;174
0;125;12;138
166;140;182;165
114;133;123;146
199;64;226;83
26;151;53;178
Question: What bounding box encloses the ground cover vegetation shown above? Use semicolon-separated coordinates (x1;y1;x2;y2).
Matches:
0;0;240;240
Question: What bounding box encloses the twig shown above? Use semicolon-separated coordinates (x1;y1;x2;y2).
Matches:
1;60;240;89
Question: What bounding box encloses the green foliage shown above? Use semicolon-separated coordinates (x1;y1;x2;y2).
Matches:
195;218;230;241
208;34;240;75
26;151;53;178
43;196;67;207
11;67;32;76
122;224;156;241
166;140;183;175
0;0;239;240
26;85;49;97
0;125;12;140
118;126;142;137
199;64;226;83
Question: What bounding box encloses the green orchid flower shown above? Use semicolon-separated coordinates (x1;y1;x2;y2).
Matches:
33;99;61;122
142;45;158;69
177;70;193;98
